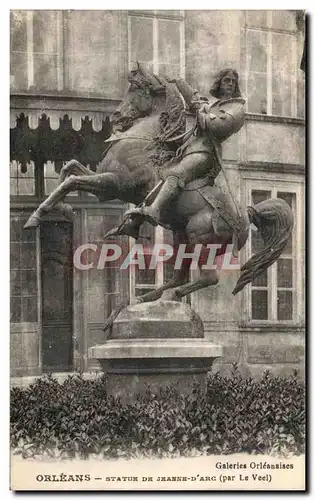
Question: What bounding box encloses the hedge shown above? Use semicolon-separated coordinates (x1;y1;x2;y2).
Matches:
10;367;305;460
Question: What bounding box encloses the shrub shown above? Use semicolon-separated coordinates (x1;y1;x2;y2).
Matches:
10;368;305;460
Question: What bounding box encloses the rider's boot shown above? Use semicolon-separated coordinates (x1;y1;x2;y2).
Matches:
125;175;181;225
104;217;141;240
119;217;144;239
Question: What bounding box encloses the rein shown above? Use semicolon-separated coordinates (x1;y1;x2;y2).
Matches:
104;124;197;149
104;134;154;144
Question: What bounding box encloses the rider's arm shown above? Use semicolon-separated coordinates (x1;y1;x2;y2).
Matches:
190;91;209;114
175;78;209;114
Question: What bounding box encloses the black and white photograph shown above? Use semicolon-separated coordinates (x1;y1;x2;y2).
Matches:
9;7;306;491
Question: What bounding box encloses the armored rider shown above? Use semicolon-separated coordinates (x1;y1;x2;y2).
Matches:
125;68;246;226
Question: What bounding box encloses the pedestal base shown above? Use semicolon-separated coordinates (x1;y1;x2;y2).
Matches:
89;338;222;403
89;300;222;403
106;373;207;403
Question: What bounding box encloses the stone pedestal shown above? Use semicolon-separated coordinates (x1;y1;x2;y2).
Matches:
88;300;222;403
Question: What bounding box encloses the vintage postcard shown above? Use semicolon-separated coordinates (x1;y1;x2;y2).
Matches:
9;8;306;491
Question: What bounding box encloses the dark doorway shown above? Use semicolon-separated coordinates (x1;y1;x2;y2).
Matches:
41;221;73;372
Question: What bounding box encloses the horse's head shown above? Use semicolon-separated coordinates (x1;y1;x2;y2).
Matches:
110;63;166;133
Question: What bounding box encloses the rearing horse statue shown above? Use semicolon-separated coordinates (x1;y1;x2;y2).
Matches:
24;63;294;331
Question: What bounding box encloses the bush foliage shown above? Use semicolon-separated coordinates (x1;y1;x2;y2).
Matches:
10;367;305;460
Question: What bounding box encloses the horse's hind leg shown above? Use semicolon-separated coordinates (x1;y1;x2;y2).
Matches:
136;265;190;304
24;172;119;228
103;231;190;335
167;267;219;301
103;266;190;337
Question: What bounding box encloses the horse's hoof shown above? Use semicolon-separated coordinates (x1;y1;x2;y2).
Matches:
120;222;140;239
104;227;120;239
24;212;42;229
104;225;140;240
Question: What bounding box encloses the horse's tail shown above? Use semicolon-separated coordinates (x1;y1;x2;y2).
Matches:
232;198;294;295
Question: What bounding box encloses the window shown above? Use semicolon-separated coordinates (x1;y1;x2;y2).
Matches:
10;10;63;92
43;161;77;196
128;10;185;80
44;161;59;195
10;10;125;97
10;11;28;90
84;209;129;324
130;224;161;298
249;188;299;322
10;213;38;323
67;10;124;96
129;225;175;299
245;10;304;118
10;160;81;199
10;161;35;195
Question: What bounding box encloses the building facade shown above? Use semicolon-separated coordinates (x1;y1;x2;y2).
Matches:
10;10;305;379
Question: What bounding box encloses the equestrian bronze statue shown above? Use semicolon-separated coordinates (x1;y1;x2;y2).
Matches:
24;63;294;331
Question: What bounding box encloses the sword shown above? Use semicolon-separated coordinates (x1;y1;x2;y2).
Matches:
140;179;164;206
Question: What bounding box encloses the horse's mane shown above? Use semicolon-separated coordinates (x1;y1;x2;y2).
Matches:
111;63;186;166
149;78;186;165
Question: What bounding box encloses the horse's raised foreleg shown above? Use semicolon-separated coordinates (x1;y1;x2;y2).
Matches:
43;172;119;210
52;160;96;219
168;268;219;300
59;159;95;182
24;172;119;228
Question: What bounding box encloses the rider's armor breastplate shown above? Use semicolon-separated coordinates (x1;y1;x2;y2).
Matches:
197;97;246;142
